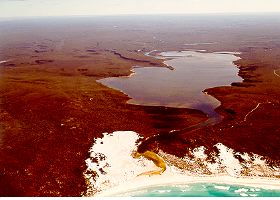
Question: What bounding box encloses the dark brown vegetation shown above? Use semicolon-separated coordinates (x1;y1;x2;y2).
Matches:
139;47;280;162
1;15;280;196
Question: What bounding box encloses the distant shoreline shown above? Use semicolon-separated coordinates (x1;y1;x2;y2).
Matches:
1;12;280;20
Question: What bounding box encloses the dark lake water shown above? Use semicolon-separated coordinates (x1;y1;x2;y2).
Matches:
98;51;242;117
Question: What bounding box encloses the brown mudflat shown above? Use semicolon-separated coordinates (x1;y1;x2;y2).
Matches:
0;15;280;196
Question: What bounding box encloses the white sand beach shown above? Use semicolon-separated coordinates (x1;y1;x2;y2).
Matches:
83;131;280;197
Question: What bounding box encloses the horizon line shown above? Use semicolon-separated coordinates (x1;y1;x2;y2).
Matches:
1;11;280;19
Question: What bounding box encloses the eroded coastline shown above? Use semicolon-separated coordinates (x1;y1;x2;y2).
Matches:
1;15;280;196
85;50;280;196
84;131;280;197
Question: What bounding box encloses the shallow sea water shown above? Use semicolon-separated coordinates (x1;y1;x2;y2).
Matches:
93;52;279;197
114;183;280;197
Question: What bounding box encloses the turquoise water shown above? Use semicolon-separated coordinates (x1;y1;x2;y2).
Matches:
114;183;280;197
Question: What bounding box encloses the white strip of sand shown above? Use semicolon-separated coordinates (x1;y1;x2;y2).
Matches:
83;131;280;197
96;173;280;197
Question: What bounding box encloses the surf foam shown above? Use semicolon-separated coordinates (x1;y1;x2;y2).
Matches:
84;131;280;196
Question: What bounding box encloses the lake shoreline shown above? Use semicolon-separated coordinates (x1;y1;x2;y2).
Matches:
98;50;242;118
1;15;280;196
